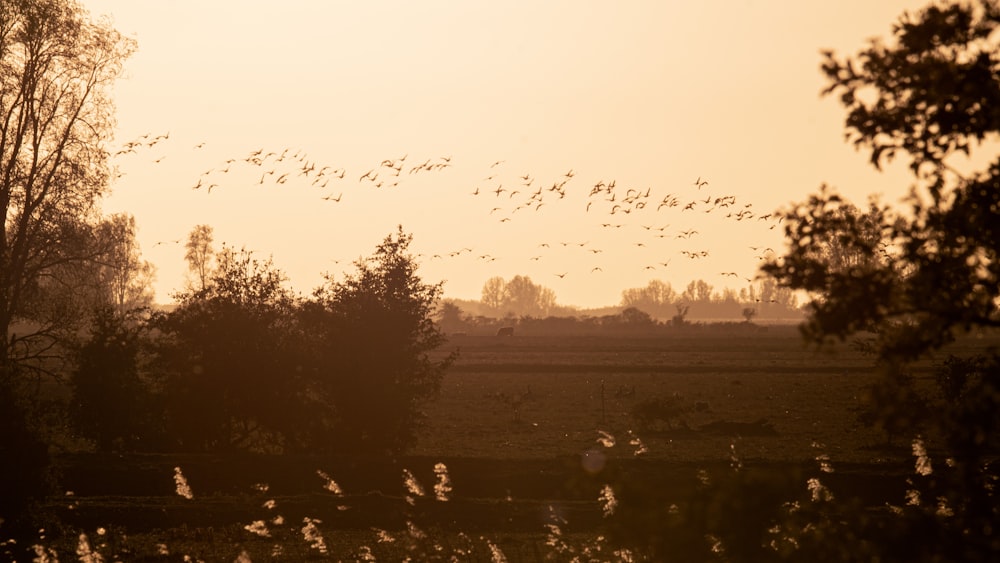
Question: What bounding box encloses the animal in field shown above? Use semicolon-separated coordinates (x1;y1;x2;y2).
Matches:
496;326;514;337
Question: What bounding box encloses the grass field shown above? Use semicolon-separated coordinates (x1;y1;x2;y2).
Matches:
8;325;991;561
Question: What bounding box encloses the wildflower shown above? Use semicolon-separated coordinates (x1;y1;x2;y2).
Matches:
301;517;327;554
613;548;637;562
244;520;270;537
433;462;452;501
807;477;834;502
628;431;649;456
812;444;834;474
402;468;426;503
486;540;509;563
173;467;194;500
598;484;618;517
406;520;426;540
76;533;104;563
316;469;343;495
32;544;59;563
729;441;743;471
912;438;932;476
596;430;615;448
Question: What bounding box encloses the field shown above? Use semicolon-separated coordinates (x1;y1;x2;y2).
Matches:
11;326;986;561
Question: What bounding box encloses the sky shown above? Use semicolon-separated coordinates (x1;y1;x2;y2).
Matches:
82;0;931;309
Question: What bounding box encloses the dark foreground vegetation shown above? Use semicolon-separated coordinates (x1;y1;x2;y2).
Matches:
3;0;1000;561
6;330;1000;561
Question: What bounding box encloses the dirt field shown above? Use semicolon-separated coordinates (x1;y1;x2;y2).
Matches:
19;326;986;560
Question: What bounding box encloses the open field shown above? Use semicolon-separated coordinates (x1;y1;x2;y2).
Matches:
13;326;996;561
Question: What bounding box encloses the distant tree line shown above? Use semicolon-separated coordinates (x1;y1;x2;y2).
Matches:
620;278;799;321
437;300;775;337
438;274;802;332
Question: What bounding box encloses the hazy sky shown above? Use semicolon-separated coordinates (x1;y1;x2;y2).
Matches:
83;0;929;308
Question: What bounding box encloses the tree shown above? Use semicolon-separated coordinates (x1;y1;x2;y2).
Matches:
480;276;505;313
621;279;677;318
436;301;469;334
151;246;303;452
1;0;135;371
184;224;215;292
682;279;714;303
303;227;455;455
0;0;134;524
95;213;155;315
503;274;556;317
70;306;156;452
761;1;1000;559
480;274;557;317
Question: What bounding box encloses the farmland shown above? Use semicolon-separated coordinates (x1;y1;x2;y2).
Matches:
13;325;991;561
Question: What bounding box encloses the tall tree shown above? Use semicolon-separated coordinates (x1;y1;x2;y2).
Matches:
184;224;215;293
480;275;505;313
303;227;455;455
0;0;135;380
150;245;301;452
761;1;1000;559
96;213;155;315
621;279;677;318
503;274;556;317
0;1;134;526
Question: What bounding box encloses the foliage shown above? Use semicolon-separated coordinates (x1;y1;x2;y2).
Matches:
93;213;156;315
480;274;557;317
301;227;455;455
0;0;135;368
70;306;158;452
436;301;470;334
0;374;50;530
759;0;1000;559
617;277;799;322
183;224;215;292
150;246;303;452
0;0;134;524
621;279;677;315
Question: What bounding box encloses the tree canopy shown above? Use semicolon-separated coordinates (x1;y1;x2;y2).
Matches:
761;0;1000;558
1;0;136;381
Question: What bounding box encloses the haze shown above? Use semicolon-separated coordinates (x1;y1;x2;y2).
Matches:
85;0;925;308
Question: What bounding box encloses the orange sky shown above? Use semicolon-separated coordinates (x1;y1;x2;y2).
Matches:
84;0;929;308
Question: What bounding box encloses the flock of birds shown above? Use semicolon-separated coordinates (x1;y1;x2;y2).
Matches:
112;132;786;300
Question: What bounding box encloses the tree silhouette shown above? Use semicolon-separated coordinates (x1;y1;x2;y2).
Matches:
478;274;557;317
480;276;506;314
621;279;677;318
762;1;1000;558
70;307;157;452
95;214;156;316
436;301;470;334
0;0;134;524
302;227;455;455
184;224;215;292
151;246;302;452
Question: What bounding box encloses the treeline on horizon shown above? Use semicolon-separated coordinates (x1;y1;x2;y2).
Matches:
436;275;802;335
